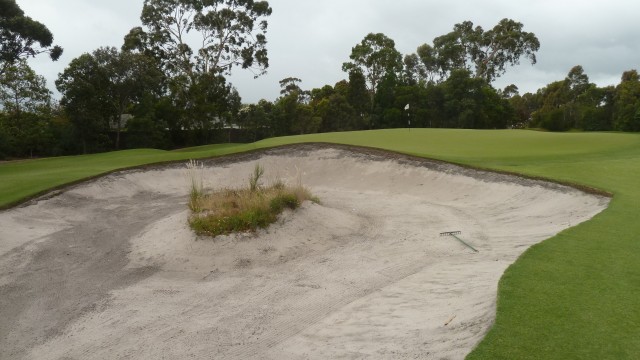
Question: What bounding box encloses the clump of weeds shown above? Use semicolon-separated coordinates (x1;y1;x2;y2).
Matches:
187;163;318;237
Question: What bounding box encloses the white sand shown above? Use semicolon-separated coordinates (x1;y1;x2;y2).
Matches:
0;145;609;359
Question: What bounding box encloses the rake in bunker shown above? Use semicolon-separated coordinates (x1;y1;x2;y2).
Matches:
439;231;479;253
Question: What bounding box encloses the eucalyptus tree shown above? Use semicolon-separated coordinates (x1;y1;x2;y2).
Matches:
563;65;591;128
342;33;403;106
124;0;272;79
123;0;271;138
274;77;317;135
279;77;310;104
0;0;62;75
409;18;539;83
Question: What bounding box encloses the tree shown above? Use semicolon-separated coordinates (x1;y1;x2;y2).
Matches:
310;84;334;104
98;47;164;149
440;69;511;129
430;18;539;83
125;0;272;79
342;33;403;106
56;48;164;152
346;70;371;121
565;65;590;95
273;91;314;136
315;94;360;132
509;92;540;128
124;0;268;145
279;77;309;102
237;102;270;142
0;60;53;157
271;77;320;135
0;59;50;116
402;53;420;85
0;0;62;75
415;44;439;84
613;69;640;131
531;80;571;131
56;54;110;153
580;86;614;131
501;84;519;99
403;44;440;86
529;66;618;131
560;65;591;128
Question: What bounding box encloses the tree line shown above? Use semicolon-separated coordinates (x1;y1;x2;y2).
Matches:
1;0;639;159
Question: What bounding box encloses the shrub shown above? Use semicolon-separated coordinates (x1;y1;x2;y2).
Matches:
186;164;317;237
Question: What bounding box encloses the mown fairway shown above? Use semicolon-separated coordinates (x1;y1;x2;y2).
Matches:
1;129;639;359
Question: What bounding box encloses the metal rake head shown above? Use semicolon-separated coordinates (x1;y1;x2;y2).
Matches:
439;231;462;237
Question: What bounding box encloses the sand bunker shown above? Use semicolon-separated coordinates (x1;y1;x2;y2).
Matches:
0;145;609;359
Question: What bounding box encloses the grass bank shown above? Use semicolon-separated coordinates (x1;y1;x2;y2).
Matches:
1;129;639;359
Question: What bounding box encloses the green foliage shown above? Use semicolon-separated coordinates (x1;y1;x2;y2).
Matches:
272;80;321;136
189;205;275;236
129;0;272;78
0;60;50;113
346;70;371;115
176;72;241;143
237;101;271;142
279;77;305;98
315;93;361;132
527;66;640;132
0;0;63;75
534;107;570;131
342;33;403;99
0;60;56;158
613;70;640;131
125;115;169;149
427;18;539;83
55;47;164;152
119;0;273;148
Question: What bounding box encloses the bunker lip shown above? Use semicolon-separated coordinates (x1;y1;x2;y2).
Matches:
0;145;610;359
2;142;612;211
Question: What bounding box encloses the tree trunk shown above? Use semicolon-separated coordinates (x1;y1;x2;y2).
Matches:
115;104;125;150
115;125;121;150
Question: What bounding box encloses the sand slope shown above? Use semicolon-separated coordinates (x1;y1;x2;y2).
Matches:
0;145;609;359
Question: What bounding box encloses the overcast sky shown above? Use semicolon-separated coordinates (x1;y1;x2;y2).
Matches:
19;0;640;103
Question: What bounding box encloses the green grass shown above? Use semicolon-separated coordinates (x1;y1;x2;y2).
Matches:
1;129;640;358
0;144;248;208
